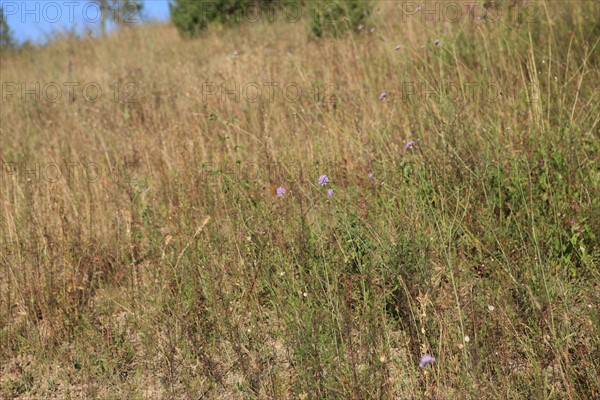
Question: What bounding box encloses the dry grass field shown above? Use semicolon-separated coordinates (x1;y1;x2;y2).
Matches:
1;1;599;398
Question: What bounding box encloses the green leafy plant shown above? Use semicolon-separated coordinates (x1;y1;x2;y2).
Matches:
0;6;16;49
309;0;371;37
170;0;283;37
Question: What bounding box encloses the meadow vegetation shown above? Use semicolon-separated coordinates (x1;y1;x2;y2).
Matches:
0;1;599;398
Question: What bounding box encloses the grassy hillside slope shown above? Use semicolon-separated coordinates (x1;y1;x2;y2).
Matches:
1;1;599;398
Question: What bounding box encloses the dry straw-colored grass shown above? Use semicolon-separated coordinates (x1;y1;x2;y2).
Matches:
1;1;599;398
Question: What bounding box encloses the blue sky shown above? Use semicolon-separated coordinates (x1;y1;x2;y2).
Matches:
1;0;171;44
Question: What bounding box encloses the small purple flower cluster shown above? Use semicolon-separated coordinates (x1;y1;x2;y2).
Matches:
318;175;334;198
317;175;329;186
275;174;335;199
276;186;286;198
419;354;436;368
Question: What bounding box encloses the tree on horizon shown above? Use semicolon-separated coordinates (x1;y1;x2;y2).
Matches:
89;0;144;37
0;6;16;50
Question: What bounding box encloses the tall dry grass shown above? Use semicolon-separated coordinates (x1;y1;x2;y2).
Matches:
1;1;599;398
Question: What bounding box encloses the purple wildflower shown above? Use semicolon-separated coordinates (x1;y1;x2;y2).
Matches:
276;186;286;198
379;92;388;100
395;44;402;50
405;140;416;149
370;27;376;33
434;39;440;46
419;354;436;368
327;189;334;198
317;175;329;187
368;172;374;180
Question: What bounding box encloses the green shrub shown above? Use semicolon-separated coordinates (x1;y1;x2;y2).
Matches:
169;1;371;39
0;7;16;50
170;0;285;37
309;0;371;37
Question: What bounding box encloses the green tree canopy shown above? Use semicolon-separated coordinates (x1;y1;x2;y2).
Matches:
169;0;282;38
0;6;16;49
90;0;144;37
